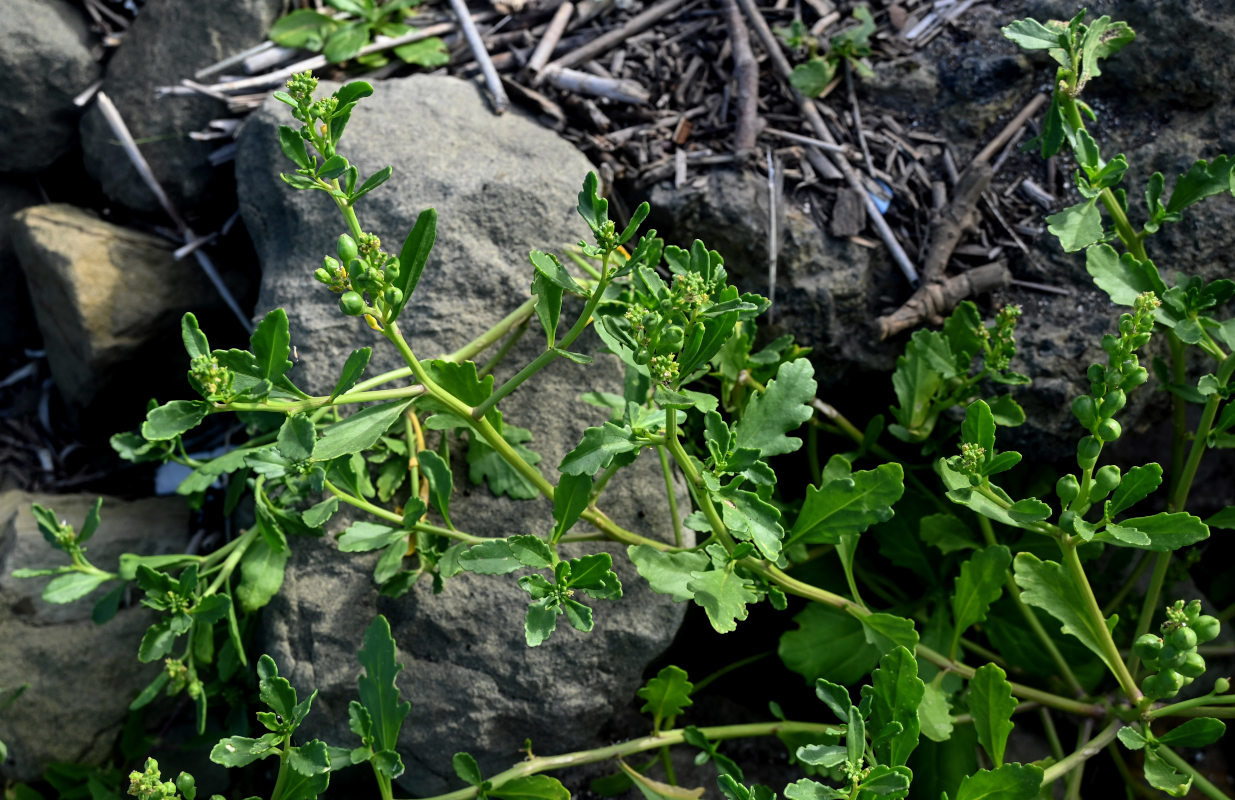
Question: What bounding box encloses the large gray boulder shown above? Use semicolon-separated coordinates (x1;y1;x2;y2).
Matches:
235;76;690;795
0;491;190;782
1;0;101;174
79;0;282;218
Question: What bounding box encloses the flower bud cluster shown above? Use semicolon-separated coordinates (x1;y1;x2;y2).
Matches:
1134;599;1221;700
189;354;233;400
615;270;717;387
313;231;404;319
977;304;1022;372
127;758;180;799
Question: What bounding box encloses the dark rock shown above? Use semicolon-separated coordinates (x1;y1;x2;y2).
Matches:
0;0;101;174
0;491;190;782
643;168;896;387
235;75;690;795
79;0;281;218
0;183;41;353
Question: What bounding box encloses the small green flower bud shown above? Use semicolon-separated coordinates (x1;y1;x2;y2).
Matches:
1056;474;1080;506
337;233;359;263
1193;615;1221;644
314;267;332;284
1076;436;1101;470
1121;366;1149;390
1177;651;1207;678
1215;677;1230;694
383;286;403;306
339;291;365;316
1096;417;1122;442
633;348;651;365
661;325;684;349
641;313;658;330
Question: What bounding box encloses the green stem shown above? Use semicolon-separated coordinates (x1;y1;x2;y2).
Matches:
1156;744;1234;800
655;446;684;548
692;651;772;694
472;259;613;421
976;517;1086;696
1128;553;1171;678
1064;718;1094;800
478;318;530;378
1168;334;1188;499
1149;692;1235;719
664;412;735;553
269;737;292;800
1039;721;1122;788
220;385;425;415
1060;540;1143;702
396;721;841;800
203;525;260;596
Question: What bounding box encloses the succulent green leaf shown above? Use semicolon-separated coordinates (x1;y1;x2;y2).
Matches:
393;37;450;66
868;646;924;767
779;604;880;685
278;769;330;800
458;539;523;574
42;572;110;604
182;313;210;361
920;514;978;554
1013;552;1119;674
638;665;693;728
329;348;371;401
453;752;484;786
917;682;953;742
323;21;370;62
717;485;784;561
563;597;594;632
1105;463;1162;517
142;400;209;441
559;423;640;476
277;414;316;462
687;567;757;634
269;9;337;49
210;733;283;768
1165;155;1234;215
788;59;836;97
784;779;847;800
507;535;553;569
961;400;996;458
814;679;852;721
338;522;404;553
257;654;299;720
313;399;413;461
525;597;559;646
627;545;709;602
236;535;289;613
530;250;585;295
1006;498;1050;523
303;497;339;528
289;741;331;777
552;472;591;541
467;421;541;500
1156;718;1225;748
858;764;912;796
530;272;563;347
577;171;608;237
333;80;374;107
787;457;904;547
565;552;621;598
952;763;1043;800
1143;748;1191;797
357;615;411;757
794;744;847;768
861;613;919;655
393;208;437;316
1206;506;1235;529
490;775;571;800
417;449;454;528
1046;198;1103;252
278;126;312;170
733;359;816;457
951;546;1011;644
353;166;392;201
1117;726;1147;750
1001;17;1067;50
1091;512;1208;551
252;309;294;384
1085;244;1165;306
968;664;1015;767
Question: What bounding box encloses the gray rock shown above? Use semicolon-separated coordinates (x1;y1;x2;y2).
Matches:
9;204;228;418
79;0;282;217
0;183;41;352
0;491;190;782
235;75;690;795
0;0;101;173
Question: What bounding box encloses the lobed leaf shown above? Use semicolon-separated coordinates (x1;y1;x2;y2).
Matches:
868;646;923;768
951;546;1012;645
968;664;1015;768
1013;553;1120;674
733;359;816;457
313;399;413;461
357;615;411;758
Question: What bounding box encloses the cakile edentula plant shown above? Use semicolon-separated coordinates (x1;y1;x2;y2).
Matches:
14;8;1235;799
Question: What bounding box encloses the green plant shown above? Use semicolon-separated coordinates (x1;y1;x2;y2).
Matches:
775;5;876;98
268;0;448;68
16;8;1235;798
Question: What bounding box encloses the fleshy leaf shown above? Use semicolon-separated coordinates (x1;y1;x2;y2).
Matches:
357;615;411;758
329;348;371;401
787;457;904;547
142;400;210;441
637;665;694;728
558;423;640;476
779;604;880;685
1046;198;1103;252
968;664;1015;768
951;546;1012;646
313;400;413;461
1013;552;1120;674
868;646;923;768
627;545;709;602
1091;512;1208;551
732;359;816;457
687;567;758;634
952;764;1043;800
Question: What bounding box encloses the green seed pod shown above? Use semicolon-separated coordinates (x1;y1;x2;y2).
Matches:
1159;644;1187;670
383;286;403;306
641;313;658;330
313;268;332;284
661;325;684;349
1122;366;1149;390
348;258;365;281
1098;389;1126;418
1133;633;1163;663
1056;474;1080;507
339;291;365;316
1076;436;1101;471
1177;651;1206;679
385;261;401;283
1169;626;1198;651
322;255;341;272
1193;615;1221;644
634;348;651;365
1096;417;1122;442
1091;465;1121;500
1215;677;1230;694
337;233;359;263
1072;395;1098;429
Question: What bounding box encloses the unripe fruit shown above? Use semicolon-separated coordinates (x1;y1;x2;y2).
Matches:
1056;474;1080;506
641;313;658;330
661;325;684;349
1096;417;1122;442
1168;626;1198;651
634;348;651;365
1099;389;1127;417
347;258;365;281
322;255;340;271
1091;465;1121;499
386;262;401;283
313;268;332;284
383;286;403;306
1072;395;1098;429
1133;633;1163;663
1077;436;1101;470
1193;615;1221;644
337;234;359;263
1122;366;1149;389
1159;644;1187;670
1178;651;1207;679
1215;677;1230;694
339;291;365;316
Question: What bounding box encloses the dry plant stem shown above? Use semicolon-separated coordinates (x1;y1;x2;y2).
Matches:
447;0;509;113
93;92;251;332
526;0;574;77
721;0;759;152
732;0;920;288
545;0;687;72
876;262;1010;340
397;720;840;800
